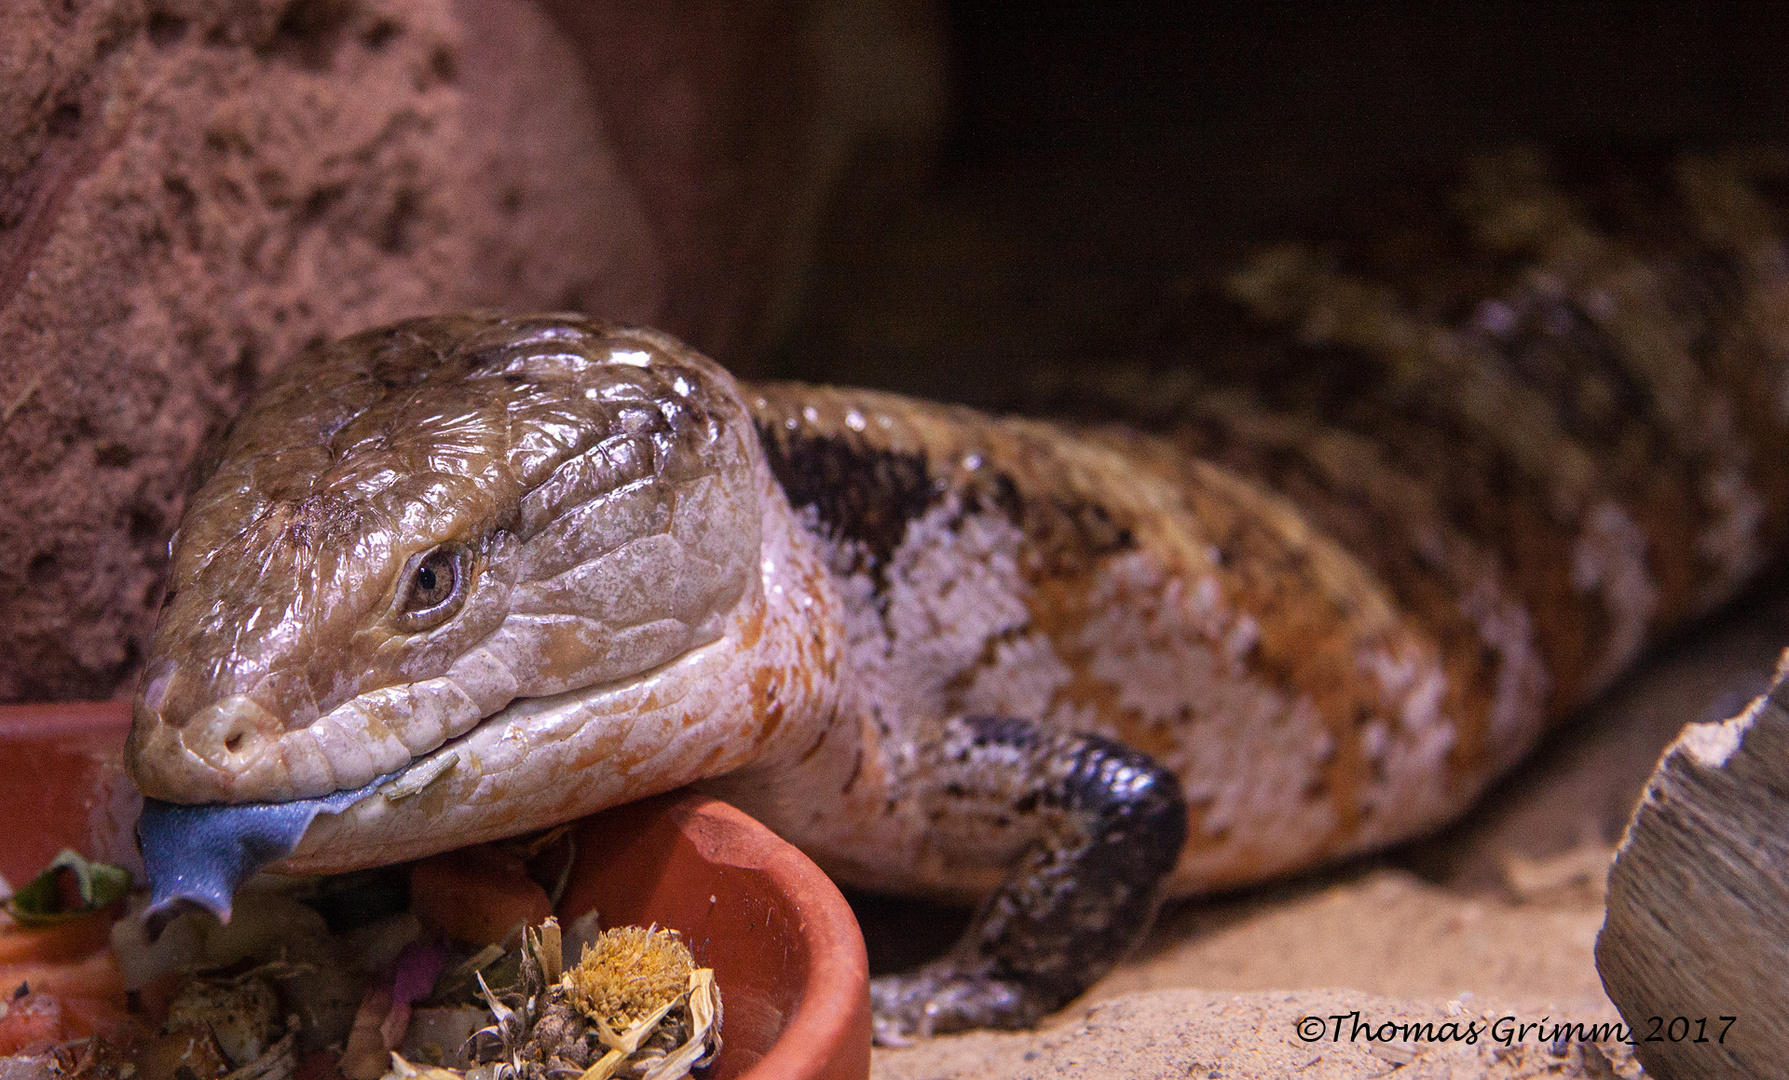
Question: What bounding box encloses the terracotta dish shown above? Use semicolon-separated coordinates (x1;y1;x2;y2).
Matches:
0;702;871;1080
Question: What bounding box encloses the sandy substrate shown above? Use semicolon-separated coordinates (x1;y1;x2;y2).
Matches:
867;582;1789;1079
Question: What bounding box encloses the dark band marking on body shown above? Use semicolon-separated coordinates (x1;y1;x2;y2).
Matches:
755;420;938;568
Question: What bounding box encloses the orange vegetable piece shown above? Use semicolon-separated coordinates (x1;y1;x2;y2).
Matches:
0;911;136;1048
0;911;111;966
409;845;552;947
1;942;128;1006
0;989;77;1056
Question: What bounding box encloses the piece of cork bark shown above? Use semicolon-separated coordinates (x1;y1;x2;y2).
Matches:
1596;651;1789;1078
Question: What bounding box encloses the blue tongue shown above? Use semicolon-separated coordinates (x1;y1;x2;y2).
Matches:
137;770;396;924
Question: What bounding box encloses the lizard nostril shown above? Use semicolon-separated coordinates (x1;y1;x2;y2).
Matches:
201;701;274;763
218;720;268;758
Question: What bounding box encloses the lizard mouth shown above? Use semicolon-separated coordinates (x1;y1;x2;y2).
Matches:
134;697;511;925
133;657;680;922
135;704;506;925
135;625;741;925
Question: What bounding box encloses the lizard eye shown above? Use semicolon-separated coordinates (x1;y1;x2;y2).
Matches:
395;544;468;631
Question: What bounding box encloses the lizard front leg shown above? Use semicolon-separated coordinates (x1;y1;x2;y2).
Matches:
868;715;1187;1044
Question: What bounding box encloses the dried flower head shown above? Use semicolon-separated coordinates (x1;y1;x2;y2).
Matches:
561;926;694;1033
460;921;720;1080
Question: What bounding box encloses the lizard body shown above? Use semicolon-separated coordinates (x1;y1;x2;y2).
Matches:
125;149;1789;1041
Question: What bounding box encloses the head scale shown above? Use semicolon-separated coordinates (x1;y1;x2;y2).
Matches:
127;313;761;804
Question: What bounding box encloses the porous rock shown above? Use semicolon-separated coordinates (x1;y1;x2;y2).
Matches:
0;0;938;701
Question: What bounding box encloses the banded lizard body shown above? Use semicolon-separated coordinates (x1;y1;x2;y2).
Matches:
125;149;1789;1042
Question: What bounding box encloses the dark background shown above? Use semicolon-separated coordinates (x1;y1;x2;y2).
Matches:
772;2;1789;406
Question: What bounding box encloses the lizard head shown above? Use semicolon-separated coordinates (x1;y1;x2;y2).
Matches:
127;314;771;886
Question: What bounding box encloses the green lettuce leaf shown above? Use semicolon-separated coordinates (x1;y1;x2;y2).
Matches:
4;849;132;926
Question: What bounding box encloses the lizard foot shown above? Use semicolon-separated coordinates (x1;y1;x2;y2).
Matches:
868;716;1188;1045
